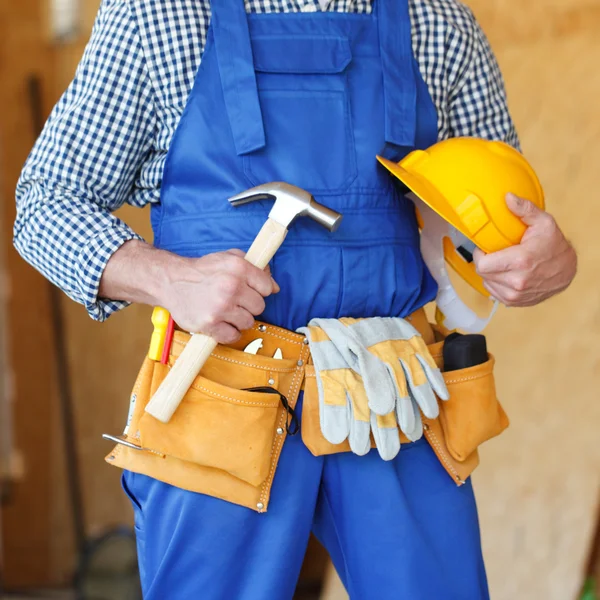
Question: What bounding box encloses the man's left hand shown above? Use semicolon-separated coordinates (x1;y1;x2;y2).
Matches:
472;193;577;307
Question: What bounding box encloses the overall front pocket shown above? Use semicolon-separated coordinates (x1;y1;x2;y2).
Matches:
137;364;282;487
243;35;357;194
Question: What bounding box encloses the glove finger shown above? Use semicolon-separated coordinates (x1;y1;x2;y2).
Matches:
382;358;416;432
371;411;400;461
416;355;450;401
319;375;351;444
394;392;416;436
345;379;372;455
399;358;440;419
358;351;396;415
402;399;424;442
348;408;371;456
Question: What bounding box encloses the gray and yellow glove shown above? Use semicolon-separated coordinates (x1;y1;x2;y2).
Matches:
307;317;449;459
299;324;374;456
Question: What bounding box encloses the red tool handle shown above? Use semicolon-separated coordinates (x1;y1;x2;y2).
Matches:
160;317;175;365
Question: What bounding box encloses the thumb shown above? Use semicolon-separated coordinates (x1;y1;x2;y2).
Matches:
506;193;544;227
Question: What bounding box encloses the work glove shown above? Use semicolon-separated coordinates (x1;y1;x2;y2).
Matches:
299;324;374;457
307;317;449;459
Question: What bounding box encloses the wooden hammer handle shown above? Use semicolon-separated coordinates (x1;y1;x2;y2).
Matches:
144;218;288;423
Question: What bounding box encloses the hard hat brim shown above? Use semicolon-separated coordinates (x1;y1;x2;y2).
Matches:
376;155;473;244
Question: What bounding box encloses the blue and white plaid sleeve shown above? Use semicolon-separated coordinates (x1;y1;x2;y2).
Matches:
14;0;155;322
446;4;520;150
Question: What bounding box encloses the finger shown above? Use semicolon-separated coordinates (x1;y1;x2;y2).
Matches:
478;270;520;286
244;262;277;296
224;248;246;257
207;322;242;345
222;254;274;296
505;193;545;226
236;286;266;317
258;264;280;293
483;280;525;306
222;306;255;332
475;245;528;276
472;247;485;270
481;269;533;294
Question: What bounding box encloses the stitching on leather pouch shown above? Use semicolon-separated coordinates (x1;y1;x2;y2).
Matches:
261;330;303;345
167;352;296;373
258;345;308;508
258;352;304;506
445;371;491;385
425;427;463;484
188;383;281;407
211;354;297;373
170;339;298;372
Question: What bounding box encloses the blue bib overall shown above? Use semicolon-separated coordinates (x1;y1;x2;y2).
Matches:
122;2;490;598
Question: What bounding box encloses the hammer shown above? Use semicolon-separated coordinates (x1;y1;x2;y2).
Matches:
145;182;342;423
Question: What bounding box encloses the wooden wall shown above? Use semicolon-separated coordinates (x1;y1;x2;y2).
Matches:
1;0;599;598
466;1;600;598
0;0;64;586
0;0;150;585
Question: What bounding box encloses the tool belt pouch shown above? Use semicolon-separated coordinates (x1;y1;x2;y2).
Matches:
138;365;282;487
301;338;509;484
107;327;309;512
434;348;508;462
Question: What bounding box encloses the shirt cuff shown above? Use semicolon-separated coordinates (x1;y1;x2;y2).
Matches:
76;223;144;321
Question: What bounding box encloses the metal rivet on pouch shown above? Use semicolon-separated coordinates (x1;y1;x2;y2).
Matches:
303;338;309;345
268;378;275;385
257;502;264;510
258;325;267;332
276;427;284;435
297;360;304;367
423;423;430;431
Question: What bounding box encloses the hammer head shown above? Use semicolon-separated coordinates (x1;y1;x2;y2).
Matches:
228;182;342;232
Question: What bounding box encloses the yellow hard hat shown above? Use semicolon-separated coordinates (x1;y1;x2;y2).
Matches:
377;137;545;297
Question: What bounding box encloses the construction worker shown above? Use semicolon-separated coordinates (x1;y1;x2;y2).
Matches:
14;1;577;599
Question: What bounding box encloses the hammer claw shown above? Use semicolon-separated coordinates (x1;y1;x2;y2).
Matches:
228;182;342;231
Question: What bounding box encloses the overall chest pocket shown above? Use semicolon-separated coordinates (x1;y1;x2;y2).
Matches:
244;36;357;195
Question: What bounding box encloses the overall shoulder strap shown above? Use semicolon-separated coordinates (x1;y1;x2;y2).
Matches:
211;0;266;155
377;0;418;148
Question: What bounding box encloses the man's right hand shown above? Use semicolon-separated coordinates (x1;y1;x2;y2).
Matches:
98;241;278;343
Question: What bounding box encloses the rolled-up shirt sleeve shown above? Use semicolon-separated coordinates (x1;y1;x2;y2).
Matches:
14;0;155;321
447;6;521;150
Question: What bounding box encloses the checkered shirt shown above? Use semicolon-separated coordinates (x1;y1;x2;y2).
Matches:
14;0;520;321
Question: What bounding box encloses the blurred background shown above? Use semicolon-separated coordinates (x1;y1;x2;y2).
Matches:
0;0;599;599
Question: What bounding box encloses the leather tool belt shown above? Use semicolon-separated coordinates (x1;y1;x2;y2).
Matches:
106;309;508;512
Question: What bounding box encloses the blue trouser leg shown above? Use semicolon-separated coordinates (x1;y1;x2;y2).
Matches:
123;408;489;599
312;438;490;600
122;422;324;600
